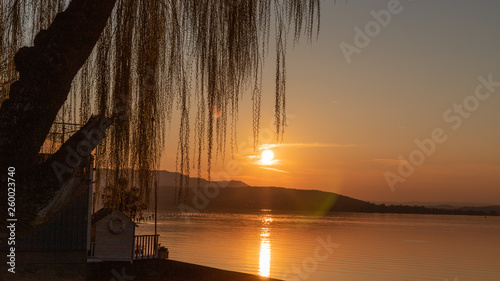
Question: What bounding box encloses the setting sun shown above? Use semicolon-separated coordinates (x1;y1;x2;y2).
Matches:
261;150;274;165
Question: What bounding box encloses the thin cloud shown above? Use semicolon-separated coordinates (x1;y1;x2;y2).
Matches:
372;158;409;166
259;167;289;173
259;143;355;150
250;159;281;165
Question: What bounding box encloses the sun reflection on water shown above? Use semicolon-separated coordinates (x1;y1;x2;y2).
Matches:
259;215;273;277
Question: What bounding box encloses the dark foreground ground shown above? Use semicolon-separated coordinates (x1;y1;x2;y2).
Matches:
1;259;282;281
88;259;282;281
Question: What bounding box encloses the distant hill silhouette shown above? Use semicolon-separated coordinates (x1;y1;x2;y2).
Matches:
157;170;250;189
154;171;498;216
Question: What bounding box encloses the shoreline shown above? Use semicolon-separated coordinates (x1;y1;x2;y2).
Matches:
1;258;282;281
88;259;282;281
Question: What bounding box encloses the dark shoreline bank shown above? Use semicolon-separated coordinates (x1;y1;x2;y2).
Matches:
155;185;499;217
88;259;281;281
1;259;281;281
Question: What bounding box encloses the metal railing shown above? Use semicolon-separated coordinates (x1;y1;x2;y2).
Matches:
133;234;159;260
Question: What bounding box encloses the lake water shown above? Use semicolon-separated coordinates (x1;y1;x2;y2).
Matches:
135;211;500;281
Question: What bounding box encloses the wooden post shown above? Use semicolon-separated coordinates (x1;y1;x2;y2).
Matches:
154;180;158;236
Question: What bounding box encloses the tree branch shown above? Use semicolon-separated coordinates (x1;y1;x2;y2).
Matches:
0;0;117;235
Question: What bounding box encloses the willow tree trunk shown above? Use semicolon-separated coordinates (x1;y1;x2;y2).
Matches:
0;0;117;237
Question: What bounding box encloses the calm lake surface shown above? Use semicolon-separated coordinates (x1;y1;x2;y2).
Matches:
135;211;500;281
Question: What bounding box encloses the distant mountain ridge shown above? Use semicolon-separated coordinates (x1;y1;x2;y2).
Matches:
154;170;499;216
157;170;249;189
373;201;500;208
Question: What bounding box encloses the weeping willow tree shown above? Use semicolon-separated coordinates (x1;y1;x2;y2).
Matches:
0;0;320;234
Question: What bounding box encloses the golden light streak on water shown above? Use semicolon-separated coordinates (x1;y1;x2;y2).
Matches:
259;215;273;277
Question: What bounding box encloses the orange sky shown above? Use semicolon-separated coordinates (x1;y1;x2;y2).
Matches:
160;1;500;204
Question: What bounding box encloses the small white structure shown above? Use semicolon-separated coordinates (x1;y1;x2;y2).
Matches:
90;208;137;261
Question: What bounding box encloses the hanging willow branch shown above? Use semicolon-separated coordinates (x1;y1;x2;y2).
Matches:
0;0;320;211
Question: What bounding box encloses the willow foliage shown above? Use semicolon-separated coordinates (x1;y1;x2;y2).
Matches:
1;0;320;209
